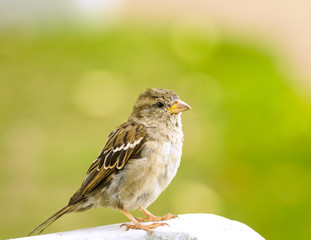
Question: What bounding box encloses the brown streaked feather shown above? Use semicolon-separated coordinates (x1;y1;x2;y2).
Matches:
69;122;147;205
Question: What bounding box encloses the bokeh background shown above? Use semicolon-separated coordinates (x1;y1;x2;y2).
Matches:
1;1;311;239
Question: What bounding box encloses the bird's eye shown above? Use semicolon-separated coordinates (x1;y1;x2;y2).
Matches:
156;101;164;108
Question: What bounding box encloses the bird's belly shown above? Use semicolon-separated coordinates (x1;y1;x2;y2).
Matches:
117;140;182;210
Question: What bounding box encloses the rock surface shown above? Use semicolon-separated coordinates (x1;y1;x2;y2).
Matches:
11;214;265;240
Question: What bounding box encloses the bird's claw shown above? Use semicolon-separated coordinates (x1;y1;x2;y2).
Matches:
120;222;168;234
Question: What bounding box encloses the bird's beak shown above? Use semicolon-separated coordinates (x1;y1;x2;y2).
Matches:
167;99;191;114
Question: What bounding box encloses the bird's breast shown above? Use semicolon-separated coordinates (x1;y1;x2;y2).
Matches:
142;138;182;185
116;130;183;210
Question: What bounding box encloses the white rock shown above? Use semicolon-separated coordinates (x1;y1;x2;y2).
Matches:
11;214;265;240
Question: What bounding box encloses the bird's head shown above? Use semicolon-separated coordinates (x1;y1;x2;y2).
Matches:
129;88;191;126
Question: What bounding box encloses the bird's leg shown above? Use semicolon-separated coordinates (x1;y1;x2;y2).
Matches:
120;208;168;234
136;206;178;222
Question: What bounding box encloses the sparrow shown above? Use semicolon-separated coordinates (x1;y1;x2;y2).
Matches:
29;88;191;235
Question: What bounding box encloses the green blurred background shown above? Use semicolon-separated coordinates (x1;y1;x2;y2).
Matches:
1;2;311;240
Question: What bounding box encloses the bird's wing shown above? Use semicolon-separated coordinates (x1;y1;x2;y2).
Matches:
69;121;147;205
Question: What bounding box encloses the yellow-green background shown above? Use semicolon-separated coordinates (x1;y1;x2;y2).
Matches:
1;21;311;240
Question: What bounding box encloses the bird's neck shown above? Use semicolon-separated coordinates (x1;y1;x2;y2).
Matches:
132;114;184;142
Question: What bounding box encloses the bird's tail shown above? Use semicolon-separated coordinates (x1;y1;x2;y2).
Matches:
28;205;73;236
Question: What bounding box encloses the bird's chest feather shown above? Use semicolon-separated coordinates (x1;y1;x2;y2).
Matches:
117;131;183;209
124;137;182;189
143;138;182;186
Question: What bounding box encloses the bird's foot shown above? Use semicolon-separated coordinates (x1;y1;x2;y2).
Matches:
120;222;168;234
136;213;178;222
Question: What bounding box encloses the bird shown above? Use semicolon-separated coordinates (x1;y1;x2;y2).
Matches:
29;88;191;235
